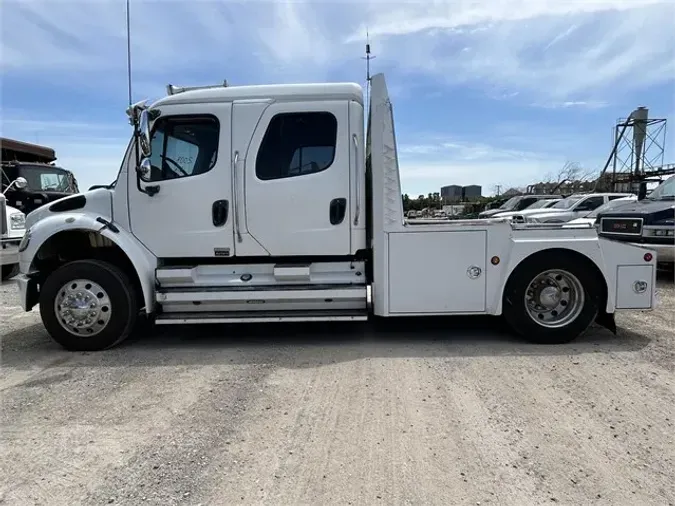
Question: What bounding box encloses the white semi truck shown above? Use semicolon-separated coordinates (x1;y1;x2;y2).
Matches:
1;179;28;280
16;74;657;351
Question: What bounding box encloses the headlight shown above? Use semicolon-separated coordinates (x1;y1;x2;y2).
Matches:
10;213;26;230
644;227;674;237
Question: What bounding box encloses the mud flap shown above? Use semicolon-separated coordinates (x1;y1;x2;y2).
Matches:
595;311;617;334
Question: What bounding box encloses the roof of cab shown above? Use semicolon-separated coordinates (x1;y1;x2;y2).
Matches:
151;82;364;108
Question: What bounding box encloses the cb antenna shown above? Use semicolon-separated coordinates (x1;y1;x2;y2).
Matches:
126;0;133;110
361;30;376;111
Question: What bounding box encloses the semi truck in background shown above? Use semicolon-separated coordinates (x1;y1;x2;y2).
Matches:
1;137;79;215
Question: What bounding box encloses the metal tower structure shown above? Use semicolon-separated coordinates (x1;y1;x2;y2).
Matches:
595;107;670;196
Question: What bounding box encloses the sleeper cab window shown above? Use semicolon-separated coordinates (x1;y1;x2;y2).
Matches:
256;112;338;181
147;115;220;182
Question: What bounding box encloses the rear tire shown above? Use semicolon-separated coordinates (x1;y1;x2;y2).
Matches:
502;252;602;344
1;264;19;281
39;259;138;351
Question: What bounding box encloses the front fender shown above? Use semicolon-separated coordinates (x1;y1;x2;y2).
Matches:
20;212;157;313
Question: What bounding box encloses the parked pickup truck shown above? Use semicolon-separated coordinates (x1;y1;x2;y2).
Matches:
16;74;657;351
478;194;562;218
596;175;675;266
501;192;635;224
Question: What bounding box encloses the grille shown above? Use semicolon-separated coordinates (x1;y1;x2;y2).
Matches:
0;198;7;236
600;217;643;236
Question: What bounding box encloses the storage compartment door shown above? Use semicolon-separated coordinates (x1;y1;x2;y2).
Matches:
388;231;487;313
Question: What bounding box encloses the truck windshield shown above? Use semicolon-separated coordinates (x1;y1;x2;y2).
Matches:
526;199;555;210
586;198;633;218
551;197;581;209
499;197;520;210
647;176;675;201
18;165;73;192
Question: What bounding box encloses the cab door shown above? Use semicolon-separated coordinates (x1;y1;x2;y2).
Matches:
239;100;351;257
128;103;234;258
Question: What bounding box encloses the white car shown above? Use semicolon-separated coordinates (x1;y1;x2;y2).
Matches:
564;196;638;227
518;193;635;224
491;198;560;219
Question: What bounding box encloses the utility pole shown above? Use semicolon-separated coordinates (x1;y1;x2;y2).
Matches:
495;184;502;196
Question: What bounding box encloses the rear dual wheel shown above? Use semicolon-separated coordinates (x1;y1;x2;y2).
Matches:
39;260;138;351
503;253;602;344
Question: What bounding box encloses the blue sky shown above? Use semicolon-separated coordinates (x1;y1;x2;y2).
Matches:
1;0;674;196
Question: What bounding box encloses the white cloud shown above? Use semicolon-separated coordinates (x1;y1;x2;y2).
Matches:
396;135;570;195
348;0;675;102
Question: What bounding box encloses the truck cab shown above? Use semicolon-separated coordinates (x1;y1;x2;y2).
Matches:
16;74;658;351
1;161;79;215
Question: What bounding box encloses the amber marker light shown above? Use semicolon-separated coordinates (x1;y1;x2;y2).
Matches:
491;256;500;265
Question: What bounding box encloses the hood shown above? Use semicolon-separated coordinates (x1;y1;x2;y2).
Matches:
498;207;567;219
479;208;506;218
597;199;675;226
25;188;112;229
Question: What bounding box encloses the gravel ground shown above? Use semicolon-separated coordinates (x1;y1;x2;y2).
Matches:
1;273;674;506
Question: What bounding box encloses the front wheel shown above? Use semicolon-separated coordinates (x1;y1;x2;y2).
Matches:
39;259;138;351
502;253;602;344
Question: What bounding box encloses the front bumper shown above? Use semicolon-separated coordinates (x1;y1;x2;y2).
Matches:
0;241;20;266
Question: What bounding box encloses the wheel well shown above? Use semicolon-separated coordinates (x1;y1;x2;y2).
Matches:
32;230;143;308
507;248;608;308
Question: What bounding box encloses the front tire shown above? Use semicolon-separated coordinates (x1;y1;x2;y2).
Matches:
39;259;138;351
502;252;602;344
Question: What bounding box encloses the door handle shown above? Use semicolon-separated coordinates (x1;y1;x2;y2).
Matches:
212;200;229;227
329;198;347;225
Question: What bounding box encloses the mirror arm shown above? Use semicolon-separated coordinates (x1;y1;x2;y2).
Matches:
132;116;158;197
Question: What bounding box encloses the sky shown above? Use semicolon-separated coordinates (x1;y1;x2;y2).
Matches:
1;0;674;197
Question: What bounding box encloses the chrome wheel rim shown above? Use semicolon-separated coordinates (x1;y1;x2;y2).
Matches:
54;279;112;337
524;269;584;328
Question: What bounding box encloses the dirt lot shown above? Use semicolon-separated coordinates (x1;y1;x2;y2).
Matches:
1;274;674;506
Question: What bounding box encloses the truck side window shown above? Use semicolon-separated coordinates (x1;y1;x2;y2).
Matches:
147;115;219;182
256;112;337;181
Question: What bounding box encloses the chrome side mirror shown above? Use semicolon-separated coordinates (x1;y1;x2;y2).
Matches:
137;158;152;182
2;176;29;194
138;110;152;158
14;177;28;190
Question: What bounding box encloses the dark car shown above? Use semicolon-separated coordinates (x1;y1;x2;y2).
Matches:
1;162;79;215
596;175;674;265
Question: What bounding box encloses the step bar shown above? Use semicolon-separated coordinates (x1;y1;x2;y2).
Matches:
155;310;369;325
156;286;368;314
